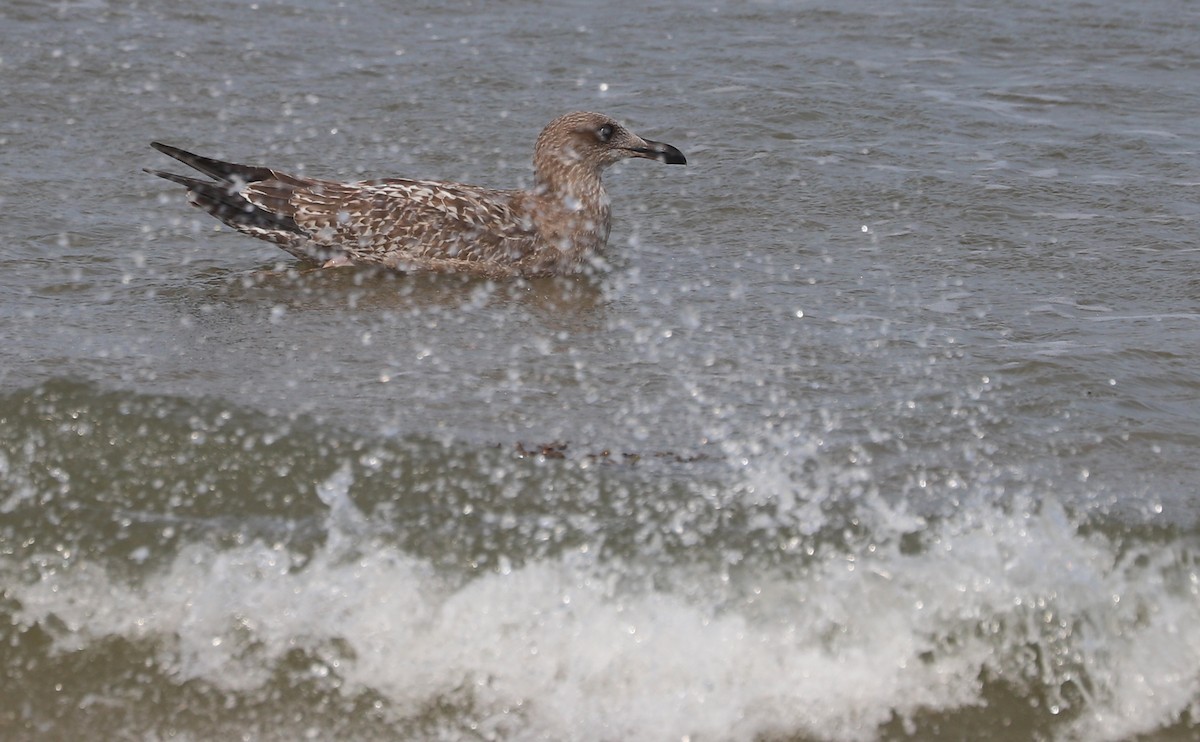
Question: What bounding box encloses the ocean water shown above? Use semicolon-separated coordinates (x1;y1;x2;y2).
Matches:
2;0;1199;739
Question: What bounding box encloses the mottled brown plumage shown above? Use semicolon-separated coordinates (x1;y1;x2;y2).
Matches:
146;112;686;278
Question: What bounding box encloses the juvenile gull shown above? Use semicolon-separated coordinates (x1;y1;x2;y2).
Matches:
146;111;686;278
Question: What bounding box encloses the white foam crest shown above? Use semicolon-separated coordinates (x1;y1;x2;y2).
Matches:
943;501;1199;740
740;430;1200;739
9;488;1199;740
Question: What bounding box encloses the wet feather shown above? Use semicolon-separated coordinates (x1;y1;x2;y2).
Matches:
147;112;686;277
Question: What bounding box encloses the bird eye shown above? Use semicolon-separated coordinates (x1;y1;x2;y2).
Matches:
596;124;614;142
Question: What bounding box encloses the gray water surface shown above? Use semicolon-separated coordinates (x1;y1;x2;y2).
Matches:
2;1;1199;740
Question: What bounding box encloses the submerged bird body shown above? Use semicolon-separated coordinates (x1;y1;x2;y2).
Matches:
147;112;686;277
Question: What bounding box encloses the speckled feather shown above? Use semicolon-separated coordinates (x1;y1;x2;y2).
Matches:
147;112;686;278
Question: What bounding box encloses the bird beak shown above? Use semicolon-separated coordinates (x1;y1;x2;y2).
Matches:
627;138;687;165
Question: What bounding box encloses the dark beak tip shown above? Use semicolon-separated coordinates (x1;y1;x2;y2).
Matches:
636;139;687;165
655;143;687;165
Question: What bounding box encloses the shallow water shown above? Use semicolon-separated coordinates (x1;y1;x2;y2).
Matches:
2;0;1199;739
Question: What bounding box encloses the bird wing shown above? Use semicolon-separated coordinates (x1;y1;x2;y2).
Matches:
241;178;538;267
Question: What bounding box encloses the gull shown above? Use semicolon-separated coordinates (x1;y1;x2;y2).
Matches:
146;111;686;278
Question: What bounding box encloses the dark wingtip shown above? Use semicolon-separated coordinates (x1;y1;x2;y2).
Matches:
149;142;197;171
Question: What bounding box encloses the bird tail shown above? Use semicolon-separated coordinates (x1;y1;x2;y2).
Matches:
145;143;303;235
